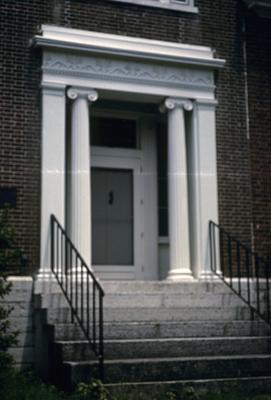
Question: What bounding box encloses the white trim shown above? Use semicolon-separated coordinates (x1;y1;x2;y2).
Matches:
40;83;66;275
107;0;198;13
33;25;225;69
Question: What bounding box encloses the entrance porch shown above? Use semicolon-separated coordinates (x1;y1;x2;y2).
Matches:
34;25;224;282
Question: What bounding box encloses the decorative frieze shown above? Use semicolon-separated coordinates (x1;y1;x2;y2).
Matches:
43;52;214;91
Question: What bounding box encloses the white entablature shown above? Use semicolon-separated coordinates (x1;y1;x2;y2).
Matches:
32;25;224;101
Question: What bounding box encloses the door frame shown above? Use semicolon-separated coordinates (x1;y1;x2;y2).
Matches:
91;146;144;280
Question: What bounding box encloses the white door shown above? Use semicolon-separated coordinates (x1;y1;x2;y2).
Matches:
92;167;133;266
91;148;143;280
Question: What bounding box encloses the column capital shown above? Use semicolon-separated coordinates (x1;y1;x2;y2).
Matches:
160;97;193;113
67;87;98;103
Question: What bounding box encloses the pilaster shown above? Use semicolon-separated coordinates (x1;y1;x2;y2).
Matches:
189;99;220;279
40;82;66;278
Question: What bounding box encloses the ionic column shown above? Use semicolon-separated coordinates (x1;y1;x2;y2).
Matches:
163;98;194;281
67;87;98;267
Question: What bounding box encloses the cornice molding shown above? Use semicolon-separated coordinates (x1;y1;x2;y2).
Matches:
32;25;225;70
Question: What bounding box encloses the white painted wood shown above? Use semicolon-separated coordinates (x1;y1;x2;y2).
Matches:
33;26;224;69
36;26;224;281
40;83;66;276
140;117;158;280
67;87;98;267
91;148;143;280
190;99;220;279
164;98;194;281
92;168;134;265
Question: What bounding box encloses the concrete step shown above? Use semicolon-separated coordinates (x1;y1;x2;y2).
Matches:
55;336;271;361
63;354;271;384
35;279;265;296
105;376;271;400
46;306;255;323
101;280;266;295
48;320;271;340
39;291;253;309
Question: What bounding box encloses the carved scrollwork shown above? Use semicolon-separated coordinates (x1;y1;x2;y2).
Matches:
161;97;193;113
67;87;98;103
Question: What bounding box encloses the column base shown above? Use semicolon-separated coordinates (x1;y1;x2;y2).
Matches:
166;268;195;281
199;270;221;281
35;269;56;294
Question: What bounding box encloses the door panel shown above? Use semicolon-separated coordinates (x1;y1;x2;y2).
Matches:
92;167;133;265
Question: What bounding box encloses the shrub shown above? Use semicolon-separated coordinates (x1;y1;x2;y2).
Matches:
0;206;22;371
75;380;109;400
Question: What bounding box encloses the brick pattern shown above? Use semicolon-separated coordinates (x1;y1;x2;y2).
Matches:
246;11;271;260
0;0;270;273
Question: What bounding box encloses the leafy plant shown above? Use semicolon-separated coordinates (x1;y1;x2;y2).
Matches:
0;206;22;371
75;380;109;400
165;392;177;400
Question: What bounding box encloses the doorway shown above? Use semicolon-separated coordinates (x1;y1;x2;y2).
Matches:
90;111;158;280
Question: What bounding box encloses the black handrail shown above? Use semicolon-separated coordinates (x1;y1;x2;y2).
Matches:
209;220;271;326
50;214;105;379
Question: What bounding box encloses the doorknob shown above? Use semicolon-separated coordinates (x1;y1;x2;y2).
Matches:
108;191;114;205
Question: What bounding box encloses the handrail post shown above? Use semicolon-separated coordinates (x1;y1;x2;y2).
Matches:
209;222;214;273
237;242;241;296
265;261;270;324
208;219;271;328
227;234;233;288
49;214;105;381
99;291;104;381
255;256;260;316
51;215;55;273
220;228;224;276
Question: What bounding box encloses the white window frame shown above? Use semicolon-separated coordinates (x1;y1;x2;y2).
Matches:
108;0;198;13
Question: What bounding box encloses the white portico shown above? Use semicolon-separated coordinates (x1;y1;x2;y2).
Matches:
33;25;225;282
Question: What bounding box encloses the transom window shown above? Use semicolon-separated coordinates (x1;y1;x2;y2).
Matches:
108;0;198;13
91;116;138;149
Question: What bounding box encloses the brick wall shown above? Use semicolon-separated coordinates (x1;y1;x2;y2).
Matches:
245;10;271;259
0;0;269;273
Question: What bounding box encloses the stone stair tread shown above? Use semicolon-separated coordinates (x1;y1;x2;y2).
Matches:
104;376;271;399
105;375;271;386
49;320;270;328
41;281;271;389
65;353;271;365
55;335;271;344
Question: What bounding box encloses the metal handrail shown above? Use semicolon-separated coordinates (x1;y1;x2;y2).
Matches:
209;220;271;326
50;214;105;379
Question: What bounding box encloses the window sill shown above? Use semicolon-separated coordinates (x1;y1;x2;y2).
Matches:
108;0;198;14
